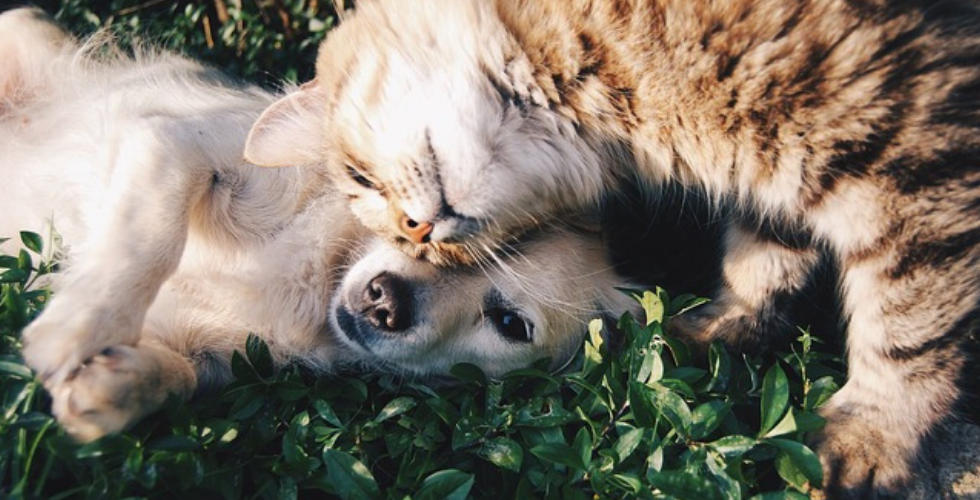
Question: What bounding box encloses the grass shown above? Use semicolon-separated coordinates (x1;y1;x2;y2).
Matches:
1;2;846;498
1;230;844;499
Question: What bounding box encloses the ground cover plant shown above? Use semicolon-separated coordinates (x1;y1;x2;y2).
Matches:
1;2;846;498
0;230;844;499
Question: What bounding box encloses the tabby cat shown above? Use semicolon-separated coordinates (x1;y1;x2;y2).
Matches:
244;0;980;497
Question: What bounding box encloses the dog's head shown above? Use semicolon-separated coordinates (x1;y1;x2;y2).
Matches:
330;225;638;378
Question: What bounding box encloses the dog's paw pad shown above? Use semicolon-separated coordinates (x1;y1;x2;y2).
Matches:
50;345;158;442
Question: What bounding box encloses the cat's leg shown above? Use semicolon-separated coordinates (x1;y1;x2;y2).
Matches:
21;116;213;386
49;340;196;442
668;220;821;352
814;242;977;498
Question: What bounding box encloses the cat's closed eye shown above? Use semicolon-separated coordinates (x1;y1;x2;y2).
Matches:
346;164;377;189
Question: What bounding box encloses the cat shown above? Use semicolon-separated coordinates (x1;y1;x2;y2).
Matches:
1;7;638;442
243;0;980;497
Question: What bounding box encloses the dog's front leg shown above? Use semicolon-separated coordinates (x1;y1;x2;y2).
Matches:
22;115;212;389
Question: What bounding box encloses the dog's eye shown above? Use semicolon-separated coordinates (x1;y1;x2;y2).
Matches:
346;165;376;189
486;307;534;343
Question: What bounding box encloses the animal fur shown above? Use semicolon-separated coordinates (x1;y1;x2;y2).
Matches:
244;0;980;497
1;8;638;442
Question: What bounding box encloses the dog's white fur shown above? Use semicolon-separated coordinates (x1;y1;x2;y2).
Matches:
0;8;638;441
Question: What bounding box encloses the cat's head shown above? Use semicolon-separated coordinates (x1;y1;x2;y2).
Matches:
245;0;606;266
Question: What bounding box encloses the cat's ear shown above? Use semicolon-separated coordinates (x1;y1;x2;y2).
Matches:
244;80;327;168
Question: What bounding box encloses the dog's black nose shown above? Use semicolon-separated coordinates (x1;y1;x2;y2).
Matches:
359;272;413;332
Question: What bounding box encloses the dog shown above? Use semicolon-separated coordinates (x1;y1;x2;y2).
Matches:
0;8;639;442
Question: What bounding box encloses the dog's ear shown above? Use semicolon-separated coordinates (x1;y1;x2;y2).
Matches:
244;80;326;168
0;8;73;108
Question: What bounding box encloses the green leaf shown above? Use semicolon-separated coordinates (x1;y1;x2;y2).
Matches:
710;435;758;459
530;443;587;471
275;380;309;401
629;382;659;428
613;427;644;463
375;396;417;423
765;438;823;488
228;387;266;420
748;491;811;500
230;350;260;382
793;411;826;433
704;341;732;392
20;231;43;254
0;360;33;379
763;408;798;438
245;334;274;378
322;449;381;500
1;268;28;283
806;376;840;411
705;451;742;500
759;365;789;437
650;385;692;437
583;318;605;373
18;250;32;272
774;452;809;491
450;363;487;386
478;437;524;472
649;470;725;500
636;289;665;326
573;427;592;469
690;401;732;440
668;294;710;317
147;435;201;452
314;400;343;428
416;469;474;500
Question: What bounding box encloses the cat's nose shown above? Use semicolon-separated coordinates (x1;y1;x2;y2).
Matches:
399;214;433;244
359;272;413;332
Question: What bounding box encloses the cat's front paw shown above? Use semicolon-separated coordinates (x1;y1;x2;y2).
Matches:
48;344;195;442
811;408;917;499
668;302;787;354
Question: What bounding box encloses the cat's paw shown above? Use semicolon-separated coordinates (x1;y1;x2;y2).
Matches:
48;345;194;442
811;409;917;499
668;303;786;354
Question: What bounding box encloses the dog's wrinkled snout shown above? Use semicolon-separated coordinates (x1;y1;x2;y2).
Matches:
359;272;413;332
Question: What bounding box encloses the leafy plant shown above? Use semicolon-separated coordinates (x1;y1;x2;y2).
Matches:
0;232;844;499
38;0;341;87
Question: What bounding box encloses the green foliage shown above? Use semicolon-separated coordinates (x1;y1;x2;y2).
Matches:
39;0;341;86
0;238;845;498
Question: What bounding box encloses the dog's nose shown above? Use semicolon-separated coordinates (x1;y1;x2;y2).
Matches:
359;272;413;332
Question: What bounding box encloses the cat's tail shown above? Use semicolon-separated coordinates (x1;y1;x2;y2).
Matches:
0;7;75;115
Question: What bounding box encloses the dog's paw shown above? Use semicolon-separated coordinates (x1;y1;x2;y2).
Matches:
48;344;195;442
21;298;142;385
811;408;917;499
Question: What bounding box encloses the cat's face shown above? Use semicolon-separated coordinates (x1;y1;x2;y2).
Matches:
331;226;636;378
245;0;604;265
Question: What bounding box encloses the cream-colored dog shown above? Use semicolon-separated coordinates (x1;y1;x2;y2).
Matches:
0;9;638;442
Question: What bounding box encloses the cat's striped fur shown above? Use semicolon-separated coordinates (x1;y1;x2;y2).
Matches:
244;0;980;496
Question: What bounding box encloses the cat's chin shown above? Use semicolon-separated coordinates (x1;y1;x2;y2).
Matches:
391;238;481;267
